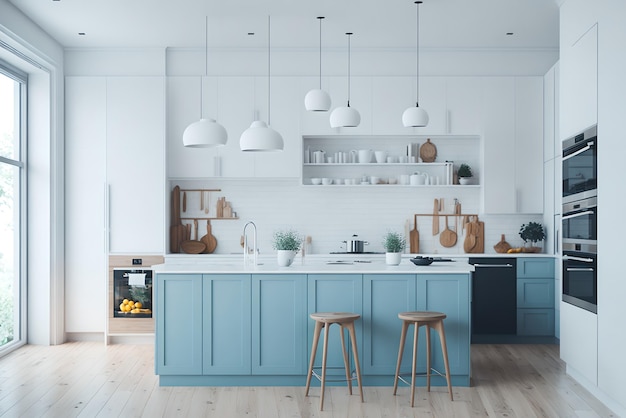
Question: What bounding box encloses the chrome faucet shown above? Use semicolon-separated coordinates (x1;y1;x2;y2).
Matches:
243;221;258;265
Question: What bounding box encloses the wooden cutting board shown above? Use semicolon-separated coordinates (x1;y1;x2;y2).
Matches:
170;186;182;253
465;220;485;253
420;138;437;162
410;214;419;253
440;215;457;247
200;220;218;254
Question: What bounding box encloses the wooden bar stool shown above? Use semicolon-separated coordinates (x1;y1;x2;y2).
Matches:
393;311;453;407
305;312;364;410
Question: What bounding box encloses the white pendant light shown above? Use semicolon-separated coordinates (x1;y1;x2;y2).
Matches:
241;16;284;152
304;17;331;112
402;1;429;128
330;32;360;128
183;16;228;147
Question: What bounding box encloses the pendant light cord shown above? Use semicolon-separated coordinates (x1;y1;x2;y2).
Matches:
200;15;208;118
346;32;352;107
318;17;324;89
268;15;271;125
415;1;421;107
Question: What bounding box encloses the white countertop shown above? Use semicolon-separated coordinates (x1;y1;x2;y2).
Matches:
153;255;475;275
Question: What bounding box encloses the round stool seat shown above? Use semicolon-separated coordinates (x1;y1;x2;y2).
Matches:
398;311;446;322
310;312;361;324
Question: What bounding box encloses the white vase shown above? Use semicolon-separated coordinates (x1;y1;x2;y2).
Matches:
277;250;296;267
386;252;402;266
459;177;471;185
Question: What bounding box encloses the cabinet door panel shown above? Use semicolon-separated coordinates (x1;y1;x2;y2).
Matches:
482;77;516;213
517;278;555;308
446;77;481;135
417;274;470;375
517;309;555;336
65;76;107;333
517;258;555;278
217;77;255;177
362;275;416;375
371;77;413;135
203;275;251;374
156;274;203;375
307;275;362;375
252;275;307;374
166;76;219;178
106;76;165;253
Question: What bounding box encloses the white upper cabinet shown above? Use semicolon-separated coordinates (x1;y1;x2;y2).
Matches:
446;77;482;135
482;76;544;214
514;77;544;214
543;64;557;162
253;77;301;178
216;76;255;177
371;77;413;135
166;76;220;178
412;77;447;135
106;76;165;253
560;24;598;139
482;77;516;213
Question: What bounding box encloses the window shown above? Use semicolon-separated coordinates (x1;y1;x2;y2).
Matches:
0;61;26;354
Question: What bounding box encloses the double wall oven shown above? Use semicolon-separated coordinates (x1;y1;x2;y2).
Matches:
561;125;597;313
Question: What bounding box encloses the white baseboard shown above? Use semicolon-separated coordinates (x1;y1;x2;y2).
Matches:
567;365;626;417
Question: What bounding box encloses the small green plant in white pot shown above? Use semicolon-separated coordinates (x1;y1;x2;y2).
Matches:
457;164;473;185
272;229;302;267
382;231;405;265
519;221;545;252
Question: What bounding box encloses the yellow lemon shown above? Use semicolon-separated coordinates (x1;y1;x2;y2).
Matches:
134;302;142;309
119;303;125;311
123;299;129;305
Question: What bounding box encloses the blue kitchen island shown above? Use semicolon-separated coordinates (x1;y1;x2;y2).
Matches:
153;260;474;387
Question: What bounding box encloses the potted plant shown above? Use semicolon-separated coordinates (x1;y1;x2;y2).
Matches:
382;231;405;265
457;164;473;185
519;221;545;252
272;229;302;267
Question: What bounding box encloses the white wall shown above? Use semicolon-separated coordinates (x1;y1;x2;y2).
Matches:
0;1;65;345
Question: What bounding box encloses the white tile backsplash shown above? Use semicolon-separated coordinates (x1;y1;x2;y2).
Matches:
172;178;544;256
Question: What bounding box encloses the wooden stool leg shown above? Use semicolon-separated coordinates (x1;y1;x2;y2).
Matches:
434;320;454;401
319;322;330;410
393;320;409;395
410;321;419;408
339;324;353;395
305;320;323;397
347;321;364;402
426;323;432;392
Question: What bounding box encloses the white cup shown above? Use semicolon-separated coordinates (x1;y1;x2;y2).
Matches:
334;178;343;185
370;176;380;185
322;178;332;185
400;174;410;185
386;156;395;163
375;151;387;163
399;156;408;163
326;156;334;164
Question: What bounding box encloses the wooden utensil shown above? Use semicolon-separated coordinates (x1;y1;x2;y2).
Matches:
494;234;512;253
473;219;485;253
432;199;440;235
200;220;218;254
463;220;477;252
182;191;186;212
170;186;181;253
181;222;206;254
410;214;420;253
204;191;209;214
200;191;204;212
419;138;437;162
440;215;457;247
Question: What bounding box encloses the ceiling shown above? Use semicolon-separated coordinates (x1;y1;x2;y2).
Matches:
8;0;560;51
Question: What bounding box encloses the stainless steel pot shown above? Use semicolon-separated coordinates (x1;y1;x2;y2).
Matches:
343;236;369;253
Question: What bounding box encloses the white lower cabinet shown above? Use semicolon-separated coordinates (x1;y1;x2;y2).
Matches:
560;301;597;385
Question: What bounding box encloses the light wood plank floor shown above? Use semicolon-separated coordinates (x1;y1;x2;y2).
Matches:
0;342;618;417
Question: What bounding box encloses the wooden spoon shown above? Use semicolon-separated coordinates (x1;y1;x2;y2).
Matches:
440;215;457;247
432;199;439;235
463;221;477;252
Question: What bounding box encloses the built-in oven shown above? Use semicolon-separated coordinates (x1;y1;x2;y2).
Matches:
562;196;597;253
562;125;597;204
562;251;597;313
113;268;153;318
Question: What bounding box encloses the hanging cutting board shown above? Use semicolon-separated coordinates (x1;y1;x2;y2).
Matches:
200;220;218;254
410;214;420;253
465;218;485;253
420;138;437;163
170;186;182;253
440;216;457;248
432;199;439;235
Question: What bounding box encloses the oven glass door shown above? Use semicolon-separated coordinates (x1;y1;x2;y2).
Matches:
562;252;597;313
562;203;597;242
562;138;596;199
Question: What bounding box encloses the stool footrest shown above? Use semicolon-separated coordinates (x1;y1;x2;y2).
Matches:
312;368;359;384
396;368;447;386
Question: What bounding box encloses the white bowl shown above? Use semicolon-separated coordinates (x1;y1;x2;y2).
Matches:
322;178;333;185
311;178;322;185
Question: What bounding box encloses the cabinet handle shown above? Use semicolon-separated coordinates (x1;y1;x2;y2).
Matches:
562;255;594;263
562;141;593;161
562;210;594;220
566;267;594;272
472;263;514;268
